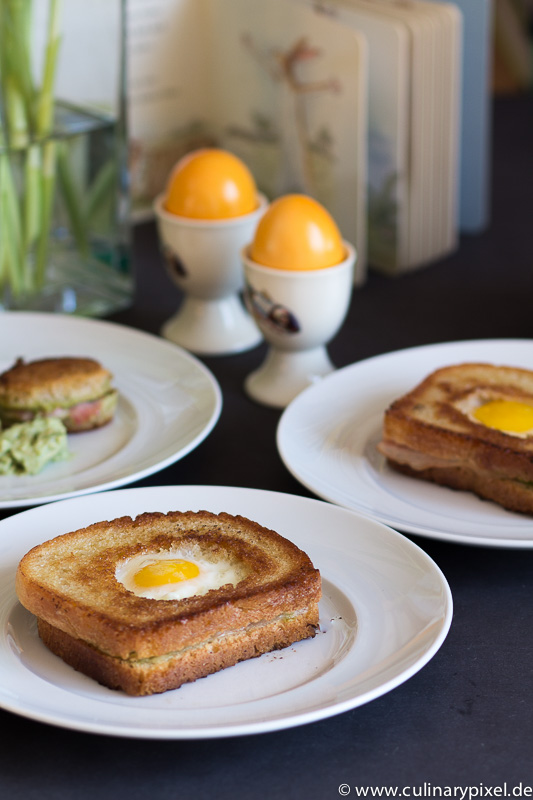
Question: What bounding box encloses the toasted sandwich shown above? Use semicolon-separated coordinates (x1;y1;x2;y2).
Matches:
0;357;117;432
16;510;321;696
378;362;533;515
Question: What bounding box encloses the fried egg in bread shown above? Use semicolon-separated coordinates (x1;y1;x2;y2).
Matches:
115;546;250;601
455;392;533;438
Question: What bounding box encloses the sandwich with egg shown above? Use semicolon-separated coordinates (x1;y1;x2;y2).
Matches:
0;357;118;432
377;363;533;515
16;510;321;696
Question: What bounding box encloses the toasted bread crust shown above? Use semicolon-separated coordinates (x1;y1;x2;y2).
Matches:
16;511;322;662
37;608;319;696
378;363;533;514
0;357;113;411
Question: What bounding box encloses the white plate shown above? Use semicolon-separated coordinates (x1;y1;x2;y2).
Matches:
278;339;533;548
0;485;452;739
0;312;221;507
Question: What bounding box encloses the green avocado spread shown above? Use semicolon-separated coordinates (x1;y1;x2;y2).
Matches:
0;417;70;475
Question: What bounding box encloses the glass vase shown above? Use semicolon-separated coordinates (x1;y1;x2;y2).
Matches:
0;0;132;316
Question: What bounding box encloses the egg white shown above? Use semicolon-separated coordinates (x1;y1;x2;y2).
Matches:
115;546;248;601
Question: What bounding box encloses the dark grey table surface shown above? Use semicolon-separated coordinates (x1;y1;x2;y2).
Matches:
0;95;532;799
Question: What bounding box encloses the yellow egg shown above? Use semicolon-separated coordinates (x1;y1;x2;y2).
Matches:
249;194;345;270
473;399;533;435
133;559;200;588
164;148;258;219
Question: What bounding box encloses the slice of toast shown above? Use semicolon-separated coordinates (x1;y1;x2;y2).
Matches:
16;510;321;696
378;363;533;514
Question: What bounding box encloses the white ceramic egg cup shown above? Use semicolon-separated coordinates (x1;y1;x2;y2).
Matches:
154;194;268;355
242;243;356;408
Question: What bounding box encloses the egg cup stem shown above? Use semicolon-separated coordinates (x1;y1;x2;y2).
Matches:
244;346;335;408
161;295;262;356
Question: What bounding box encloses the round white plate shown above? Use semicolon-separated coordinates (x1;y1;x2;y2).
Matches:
0;312;221;507
0;485;451;739
278;339;533;548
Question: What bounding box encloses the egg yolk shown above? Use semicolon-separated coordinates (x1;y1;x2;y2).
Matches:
133;559;200;588
250;194;345;270
164;148;258;219
473;400;533;434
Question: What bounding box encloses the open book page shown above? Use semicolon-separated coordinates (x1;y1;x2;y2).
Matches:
127;0;215;217
207;0;368;280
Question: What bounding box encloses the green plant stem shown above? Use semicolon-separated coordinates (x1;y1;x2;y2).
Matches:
56;141;88;255
36;0;63;138
3;74;29;148
35;140;57;289
0;151;25;294
1;0;34;293
23;144;42;249
1;0;36;138
32;0;63;292
85;160;117;225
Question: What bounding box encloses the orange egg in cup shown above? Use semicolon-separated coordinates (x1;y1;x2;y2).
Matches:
242;194;356;408
154;148;268;355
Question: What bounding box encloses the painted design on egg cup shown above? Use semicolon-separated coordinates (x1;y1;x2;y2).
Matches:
244;286;300;334
161;244;188;279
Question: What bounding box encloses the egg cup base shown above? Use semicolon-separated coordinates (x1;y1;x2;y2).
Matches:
161;295;262;356
244;346;335;408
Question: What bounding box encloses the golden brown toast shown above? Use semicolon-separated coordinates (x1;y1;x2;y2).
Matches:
378;363;533;514
0;357;117;431
16;510;321;696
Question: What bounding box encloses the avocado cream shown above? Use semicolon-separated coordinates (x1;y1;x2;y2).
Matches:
0;417;70;475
